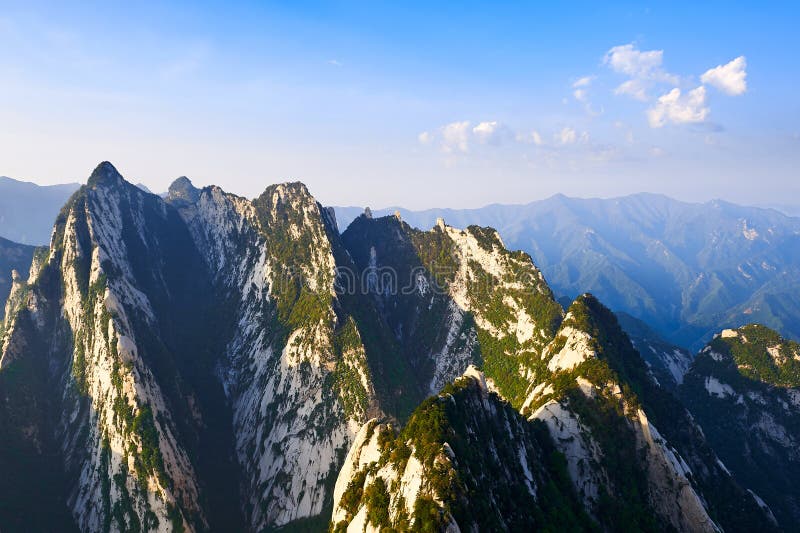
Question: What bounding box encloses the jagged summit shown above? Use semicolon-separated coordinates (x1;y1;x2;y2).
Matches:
86;160;124;187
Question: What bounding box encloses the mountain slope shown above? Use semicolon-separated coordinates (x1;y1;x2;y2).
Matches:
330;368;593;532
341;212;563;409
0;176;80;245
523;295;776;532
2;163;568;532
168;178;381;529
336;194;800;351
680;324;800;528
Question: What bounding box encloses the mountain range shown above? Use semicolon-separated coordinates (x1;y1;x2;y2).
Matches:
2;162;797;531
336;195;800;351
3;173;799;354
0;176;80;245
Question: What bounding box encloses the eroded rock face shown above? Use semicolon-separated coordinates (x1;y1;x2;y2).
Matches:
523;295;775;533
172;181;375;529
2;162;208;531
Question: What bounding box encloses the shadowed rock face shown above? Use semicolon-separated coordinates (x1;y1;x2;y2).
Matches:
681;324;800;528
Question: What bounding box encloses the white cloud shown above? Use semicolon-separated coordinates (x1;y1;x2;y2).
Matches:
417;131;433;145
472;121;512;145
647;86;709;127
558;127;577;144
604;43;678;101
572;76;594;102
604;44;669;80
556;127;589;145
441;121;472;153
701;56;747;95
327;59;343;67
614;79;648;101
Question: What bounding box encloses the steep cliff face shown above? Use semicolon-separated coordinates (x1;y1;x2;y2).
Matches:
169;180;377;529
523;295;776;532
1;162;212;531
329;368;591;532
341;214;563;408
680;325;800;528
0;163;380;531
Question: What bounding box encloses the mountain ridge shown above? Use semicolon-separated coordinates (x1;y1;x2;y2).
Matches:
0;162;788;532
335;194;800;351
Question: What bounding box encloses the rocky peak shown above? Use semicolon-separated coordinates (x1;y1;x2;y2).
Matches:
167;176;201;206
702;324;800;387
86;160;124;188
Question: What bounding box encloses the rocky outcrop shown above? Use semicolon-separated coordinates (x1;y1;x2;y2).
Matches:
681;324;800;528
329;368;590;532
524;295;776;532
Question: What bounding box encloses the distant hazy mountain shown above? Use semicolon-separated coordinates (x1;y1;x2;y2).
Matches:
336;195;800;350
0;176;80;245
0;237;35;322
759;204;800;217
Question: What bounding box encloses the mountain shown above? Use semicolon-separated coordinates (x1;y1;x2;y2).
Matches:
680;324;800;528
0;236;36;322
0;176;81;245
521;294;774;532
338;211;773;531
339;212;563;407
330;368;592;532
335;194;800;351
0;162;783;532
0;162;569;531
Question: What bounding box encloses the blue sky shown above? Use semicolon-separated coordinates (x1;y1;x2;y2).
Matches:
0;1;798;208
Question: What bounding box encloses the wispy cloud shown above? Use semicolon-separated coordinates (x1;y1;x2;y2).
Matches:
572;75;594;103
419;121;588;153
327;59;343;67
604;43;678;101
555;127;589;145
472;121;513;145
